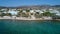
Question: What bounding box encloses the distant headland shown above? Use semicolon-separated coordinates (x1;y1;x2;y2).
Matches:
0;5;60;9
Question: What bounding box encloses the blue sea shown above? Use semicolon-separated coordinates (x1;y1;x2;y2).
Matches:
0;19;60;34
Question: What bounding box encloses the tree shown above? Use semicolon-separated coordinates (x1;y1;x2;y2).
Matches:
25;10;30;17
6;8;9;13
5;13;12;16
0;9;5;17
0;13;6;17
17;10;23;17
35;12;40;18
41;11;55;17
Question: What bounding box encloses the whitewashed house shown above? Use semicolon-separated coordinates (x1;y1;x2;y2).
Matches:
49;8;53;10
41;9;47;12
30;10;35;13
8;9;18;15
1;9;7;11
23;10;26;13
49;9;60;16
30;10;36;19
35;10;43;14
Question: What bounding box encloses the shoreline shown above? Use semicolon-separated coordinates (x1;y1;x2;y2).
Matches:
0;17;60;21
0;18;60;21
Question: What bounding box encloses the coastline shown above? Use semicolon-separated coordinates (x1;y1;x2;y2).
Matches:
0;17;59;21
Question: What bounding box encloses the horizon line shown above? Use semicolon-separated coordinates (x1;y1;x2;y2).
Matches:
0;4;60;7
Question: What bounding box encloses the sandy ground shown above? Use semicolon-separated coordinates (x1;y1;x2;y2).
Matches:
0;16;57;20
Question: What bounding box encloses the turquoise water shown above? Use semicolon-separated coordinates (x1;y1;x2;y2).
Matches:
0;20;60;34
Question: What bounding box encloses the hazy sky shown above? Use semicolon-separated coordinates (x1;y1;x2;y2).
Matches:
0;0;60;7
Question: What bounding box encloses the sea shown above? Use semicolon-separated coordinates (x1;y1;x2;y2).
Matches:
0;19;60;34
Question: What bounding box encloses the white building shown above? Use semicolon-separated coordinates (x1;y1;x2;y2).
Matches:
1;9;7;11
8;9;18;15
49;9;60;16
30;10;35;13
23;10;26;13
35;10;43;14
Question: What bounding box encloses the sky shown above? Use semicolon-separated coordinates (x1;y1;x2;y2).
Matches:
0;0;60;7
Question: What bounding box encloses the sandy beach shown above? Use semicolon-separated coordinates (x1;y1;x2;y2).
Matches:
0;16;54;20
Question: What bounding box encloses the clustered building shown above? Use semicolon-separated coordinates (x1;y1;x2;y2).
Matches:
0;8;60;20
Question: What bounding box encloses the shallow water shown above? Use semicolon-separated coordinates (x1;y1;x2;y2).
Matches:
0;20;60;34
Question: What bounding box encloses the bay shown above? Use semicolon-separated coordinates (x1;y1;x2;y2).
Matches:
0;20;60;34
